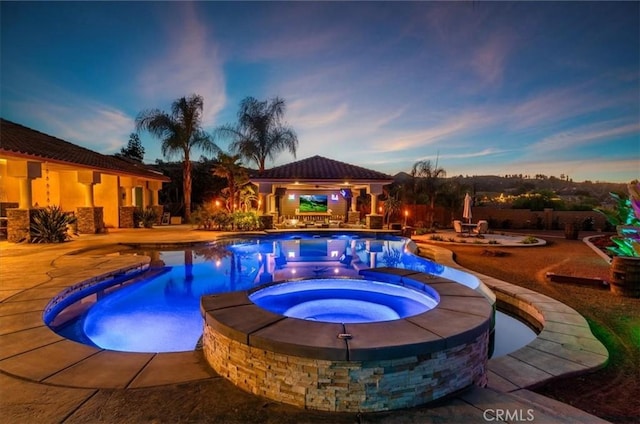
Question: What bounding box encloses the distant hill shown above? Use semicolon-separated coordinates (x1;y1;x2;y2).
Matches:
392;173;627;201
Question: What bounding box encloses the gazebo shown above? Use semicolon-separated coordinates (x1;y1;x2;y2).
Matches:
249;155;394;229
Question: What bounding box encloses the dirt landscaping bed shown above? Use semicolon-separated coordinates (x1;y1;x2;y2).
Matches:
440;233;639;423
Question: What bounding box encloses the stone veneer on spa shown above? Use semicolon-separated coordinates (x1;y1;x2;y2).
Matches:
201;268;493;412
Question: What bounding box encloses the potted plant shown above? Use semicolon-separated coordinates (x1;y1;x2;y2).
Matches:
594;180;640;297
564;220;580;240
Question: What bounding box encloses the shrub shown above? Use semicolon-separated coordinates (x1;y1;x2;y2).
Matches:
414;227;430;235
581;217;595;231
232;211;262;231
212;210;233;230
30;206;77;243
191;205;214;230
134;207;158;228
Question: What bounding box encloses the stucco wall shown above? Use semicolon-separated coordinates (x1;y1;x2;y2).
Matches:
0;163;20;203
57;171;86;210
94;174;120;228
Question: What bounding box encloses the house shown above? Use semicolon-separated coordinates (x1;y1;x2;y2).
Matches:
0;119;169;242
249;155;394;229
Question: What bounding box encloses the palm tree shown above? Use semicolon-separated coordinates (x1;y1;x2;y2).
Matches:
410;159;446;228
238;184;258;212
212;152;247;213
217;96;298;172
383;195;402;229
136;94;219;221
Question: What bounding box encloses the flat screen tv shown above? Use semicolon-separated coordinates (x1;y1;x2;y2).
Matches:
299;195;328;213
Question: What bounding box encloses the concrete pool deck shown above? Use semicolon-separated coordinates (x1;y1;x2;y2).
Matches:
0;226;609;423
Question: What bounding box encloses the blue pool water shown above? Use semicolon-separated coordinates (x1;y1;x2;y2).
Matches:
45;233;535;354
249;278;439;323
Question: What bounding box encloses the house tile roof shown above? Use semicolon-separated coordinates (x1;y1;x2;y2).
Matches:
250;155;394;182
0;119;168;181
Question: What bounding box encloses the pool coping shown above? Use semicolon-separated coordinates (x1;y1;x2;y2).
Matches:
0;239;608;393
414;242;609;393
201;272;491;362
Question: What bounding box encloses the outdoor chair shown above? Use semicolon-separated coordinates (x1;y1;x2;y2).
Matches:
339;253;353;267
473;220;489;235
453;220;463;235
275;254;287;269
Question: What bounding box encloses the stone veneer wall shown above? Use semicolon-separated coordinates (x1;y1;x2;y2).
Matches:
119;206;137;228
203;325;488;412
259;214;274;230
366;214;383;230
77;207;104;234
151;205;164;225
347;211;360;224
7;209;32;243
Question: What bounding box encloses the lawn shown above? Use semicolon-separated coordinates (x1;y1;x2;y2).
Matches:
442;233;639;423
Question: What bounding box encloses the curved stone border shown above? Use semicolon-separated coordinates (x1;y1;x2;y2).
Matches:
413;242;609;392
0;237;608;397
201;270;492;412
583;235;613;264
0;253;215;389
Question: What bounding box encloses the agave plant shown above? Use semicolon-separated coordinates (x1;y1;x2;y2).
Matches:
595;180;640;257
30;205;77;243
133;207;159;228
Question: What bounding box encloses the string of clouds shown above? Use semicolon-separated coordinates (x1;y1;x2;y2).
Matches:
1;1;637;182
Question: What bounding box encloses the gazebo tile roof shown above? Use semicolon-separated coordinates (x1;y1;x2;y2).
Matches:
251;155;393;182
0;119;167;180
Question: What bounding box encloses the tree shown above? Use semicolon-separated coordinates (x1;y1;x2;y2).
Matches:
136;94;220;220
212;152;247;213
217;96;298;172
410;159;446;227
238;184;258;212
383;195;402;229
117;133;145;162
438;179;469;224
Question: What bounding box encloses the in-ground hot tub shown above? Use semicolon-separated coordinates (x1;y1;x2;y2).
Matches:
201;268;492;412
249;278;439;323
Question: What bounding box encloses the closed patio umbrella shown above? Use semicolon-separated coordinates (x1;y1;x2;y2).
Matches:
463;193;473;224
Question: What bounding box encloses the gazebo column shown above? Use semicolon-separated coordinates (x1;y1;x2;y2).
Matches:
148;181;164;225
366;184;384;230
6;161;41;242
119;177;137;228
257;183;274;229
268;194;276;214
76;171;104;234
347;189;359;224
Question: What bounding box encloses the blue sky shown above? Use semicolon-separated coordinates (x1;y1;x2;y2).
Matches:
1;1;638;183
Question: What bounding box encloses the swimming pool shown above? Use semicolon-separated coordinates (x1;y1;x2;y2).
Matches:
44;233;535;354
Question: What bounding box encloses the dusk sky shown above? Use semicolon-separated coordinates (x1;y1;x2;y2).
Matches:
1;1;638;183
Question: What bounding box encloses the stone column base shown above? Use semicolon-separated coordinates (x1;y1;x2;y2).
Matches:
151;205;164;225
347;211;360;224
259;214;274;230
77;207;104;234
366;214;383;229
119;206;137;228
7;209;32;243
